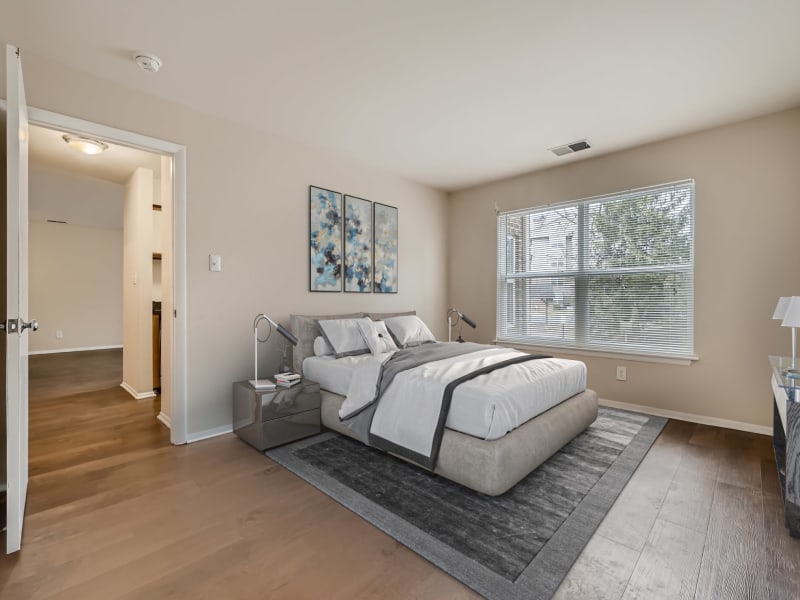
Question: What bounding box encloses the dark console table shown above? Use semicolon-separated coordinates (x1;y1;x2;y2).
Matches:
770;356;800;537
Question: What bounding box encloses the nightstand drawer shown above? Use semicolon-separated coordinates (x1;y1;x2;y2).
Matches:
260;385;320;421
260;409;320;450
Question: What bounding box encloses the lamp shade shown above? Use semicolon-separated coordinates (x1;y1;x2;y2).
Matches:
781;297;800;328
773;296;791;320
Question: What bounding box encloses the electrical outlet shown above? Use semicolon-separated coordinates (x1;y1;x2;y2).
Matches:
616;366;627;381
56;330;63;339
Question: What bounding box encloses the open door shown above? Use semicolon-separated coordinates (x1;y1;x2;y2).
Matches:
5;44;34;554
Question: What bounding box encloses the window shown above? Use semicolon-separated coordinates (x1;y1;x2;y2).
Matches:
496;180;694;359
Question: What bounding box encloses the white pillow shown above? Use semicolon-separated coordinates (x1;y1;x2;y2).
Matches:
383;315;436;348
313;335;334;357
357;319;399;355
317;318;371;358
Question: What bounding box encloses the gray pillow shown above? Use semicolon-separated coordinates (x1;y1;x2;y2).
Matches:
317;318;372;358
383;315;436;348
290;313;365;372
313;335;334;357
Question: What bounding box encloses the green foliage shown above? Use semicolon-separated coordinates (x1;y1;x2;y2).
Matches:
587;190;693;338
589;191;692;269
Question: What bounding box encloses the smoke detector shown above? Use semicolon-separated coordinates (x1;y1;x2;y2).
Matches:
135;53;162;73
549;139;591;157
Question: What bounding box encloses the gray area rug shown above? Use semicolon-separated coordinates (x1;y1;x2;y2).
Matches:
267;407;667;600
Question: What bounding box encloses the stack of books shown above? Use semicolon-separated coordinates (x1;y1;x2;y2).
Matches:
274;372;302;387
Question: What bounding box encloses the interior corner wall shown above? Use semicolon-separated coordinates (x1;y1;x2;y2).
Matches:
121;167;154;398
29;221;122;352
448;107;800;429
11;51;449;438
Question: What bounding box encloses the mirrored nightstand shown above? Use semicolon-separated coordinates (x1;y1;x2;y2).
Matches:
233;379;321;451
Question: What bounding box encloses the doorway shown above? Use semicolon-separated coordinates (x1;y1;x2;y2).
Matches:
26;106;187;445
29;124;169;431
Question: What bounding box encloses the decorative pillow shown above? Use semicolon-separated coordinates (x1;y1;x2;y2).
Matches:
313;335;334;357
316;318;371;358
290;312;365;373
357;319;399;355
383;315;436;348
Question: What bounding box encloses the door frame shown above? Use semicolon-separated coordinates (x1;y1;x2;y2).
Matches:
22;105;188;444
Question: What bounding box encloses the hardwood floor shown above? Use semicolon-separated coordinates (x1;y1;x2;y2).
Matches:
1;351;798;599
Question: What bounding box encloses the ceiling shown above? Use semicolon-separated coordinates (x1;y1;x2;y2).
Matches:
3;1;800;191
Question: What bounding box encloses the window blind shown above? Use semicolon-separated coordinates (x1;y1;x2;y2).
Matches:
496;180;694;359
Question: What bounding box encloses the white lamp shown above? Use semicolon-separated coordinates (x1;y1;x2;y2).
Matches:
249;314;299;389
773;296;791;321
781;297;800;376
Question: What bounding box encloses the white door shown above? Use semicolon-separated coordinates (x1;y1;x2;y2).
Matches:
5;44;33;555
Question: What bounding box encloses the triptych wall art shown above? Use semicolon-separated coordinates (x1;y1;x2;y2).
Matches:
309;185;398;293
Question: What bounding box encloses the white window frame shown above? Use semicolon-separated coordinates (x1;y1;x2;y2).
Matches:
496;180;695;361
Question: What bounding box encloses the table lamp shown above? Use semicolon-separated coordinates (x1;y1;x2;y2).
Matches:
249;314;299;389
781;297;800;377
773;296;790;321
447;307;477;343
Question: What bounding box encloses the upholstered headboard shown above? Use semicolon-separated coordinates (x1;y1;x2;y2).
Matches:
290;310;416;374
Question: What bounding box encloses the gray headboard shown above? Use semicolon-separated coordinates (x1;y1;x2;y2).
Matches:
290;310;416;374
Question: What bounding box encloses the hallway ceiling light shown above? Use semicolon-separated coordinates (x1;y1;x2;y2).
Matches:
62;134;109;155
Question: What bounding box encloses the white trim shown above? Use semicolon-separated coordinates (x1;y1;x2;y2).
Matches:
157;411;172;429
599;398;772;436
171;147;188;444
120;381;156;400
496;340;697;366
26;107;184;154
186;424;233;444
22;105;189;446
29;345;122;355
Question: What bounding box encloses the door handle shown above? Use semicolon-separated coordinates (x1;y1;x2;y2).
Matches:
21;319;38;332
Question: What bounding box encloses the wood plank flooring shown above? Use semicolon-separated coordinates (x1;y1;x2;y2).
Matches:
1;350;799;599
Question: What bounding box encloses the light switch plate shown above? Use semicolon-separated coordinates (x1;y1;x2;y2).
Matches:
209;254;222;272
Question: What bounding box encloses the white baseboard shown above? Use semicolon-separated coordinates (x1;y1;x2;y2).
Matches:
186;424;233;444
157;412;172;429
120;381;156;400
599;398;772;436
29;345;123;356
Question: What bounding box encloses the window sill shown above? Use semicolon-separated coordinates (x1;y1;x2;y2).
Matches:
494;340;698;366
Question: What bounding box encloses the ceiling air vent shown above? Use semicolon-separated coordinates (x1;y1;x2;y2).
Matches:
549;139;591;157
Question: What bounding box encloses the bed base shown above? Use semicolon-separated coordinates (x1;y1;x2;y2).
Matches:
320;388;598;496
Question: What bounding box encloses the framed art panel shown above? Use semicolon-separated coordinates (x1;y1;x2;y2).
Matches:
309;185;343;292
373;202;398;293
344;195;372;293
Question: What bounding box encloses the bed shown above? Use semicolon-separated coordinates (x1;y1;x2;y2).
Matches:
290;312;598;496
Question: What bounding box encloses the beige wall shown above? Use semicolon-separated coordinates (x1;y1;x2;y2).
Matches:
29;221;122;352
29;163;123;227
449;108;800;429
121;167;154;398
28;164;124;353
6;51;448;437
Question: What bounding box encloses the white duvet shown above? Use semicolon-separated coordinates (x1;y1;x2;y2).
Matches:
333;347;586;457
